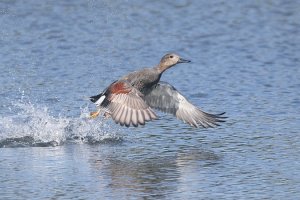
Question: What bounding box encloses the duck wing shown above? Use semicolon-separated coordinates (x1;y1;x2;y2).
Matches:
144;81;226;128
98;80;157;127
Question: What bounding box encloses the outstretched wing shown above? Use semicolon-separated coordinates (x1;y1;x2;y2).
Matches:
144;82;226;128
105;81;157;127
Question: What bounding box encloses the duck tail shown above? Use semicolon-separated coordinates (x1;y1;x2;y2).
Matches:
90;93;102;103
89;93;106;106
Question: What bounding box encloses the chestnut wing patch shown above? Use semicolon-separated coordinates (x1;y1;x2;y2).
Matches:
109;81;132;95
107;81;157;127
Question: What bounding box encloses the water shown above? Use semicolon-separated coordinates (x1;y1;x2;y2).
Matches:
1;0;300;199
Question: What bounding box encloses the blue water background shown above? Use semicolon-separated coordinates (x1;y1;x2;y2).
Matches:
0;0;300;199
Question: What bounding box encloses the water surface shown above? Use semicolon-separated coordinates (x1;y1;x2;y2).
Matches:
1;0;300;199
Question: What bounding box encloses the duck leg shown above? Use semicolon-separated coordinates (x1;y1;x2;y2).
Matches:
103;111;111;119
90;109;111;119
90;109;101;119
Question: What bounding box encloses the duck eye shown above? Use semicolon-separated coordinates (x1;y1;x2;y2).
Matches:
170;55;174;58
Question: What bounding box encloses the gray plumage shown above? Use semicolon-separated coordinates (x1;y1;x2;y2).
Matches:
90;53;226;128
144;82;226;128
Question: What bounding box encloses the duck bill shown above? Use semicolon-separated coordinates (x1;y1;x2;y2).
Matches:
178;58;191;63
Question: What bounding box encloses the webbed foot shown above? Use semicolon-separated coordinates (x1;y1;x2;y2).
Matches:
90;110;101;119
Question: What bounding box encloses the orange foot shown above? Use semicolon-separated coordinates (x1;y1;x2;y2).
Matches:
90;110;100;119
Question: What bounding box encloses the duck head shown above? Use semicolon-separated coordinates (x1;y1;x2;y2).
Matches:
157;53;190;73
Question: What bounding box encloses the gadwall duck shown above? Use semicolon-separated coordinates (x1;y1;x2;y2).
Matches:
90;53;226;128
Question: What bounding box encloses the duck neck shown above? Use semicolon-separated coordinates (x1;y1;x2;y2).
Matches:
154;63;174;74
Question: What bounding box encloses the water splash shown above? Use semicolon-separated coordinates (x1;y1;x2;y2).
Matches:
0;102;122;148
66;106;123;144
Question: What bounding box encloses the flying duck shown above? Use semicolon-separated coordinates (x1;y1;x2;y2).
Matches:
90;53;226;128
